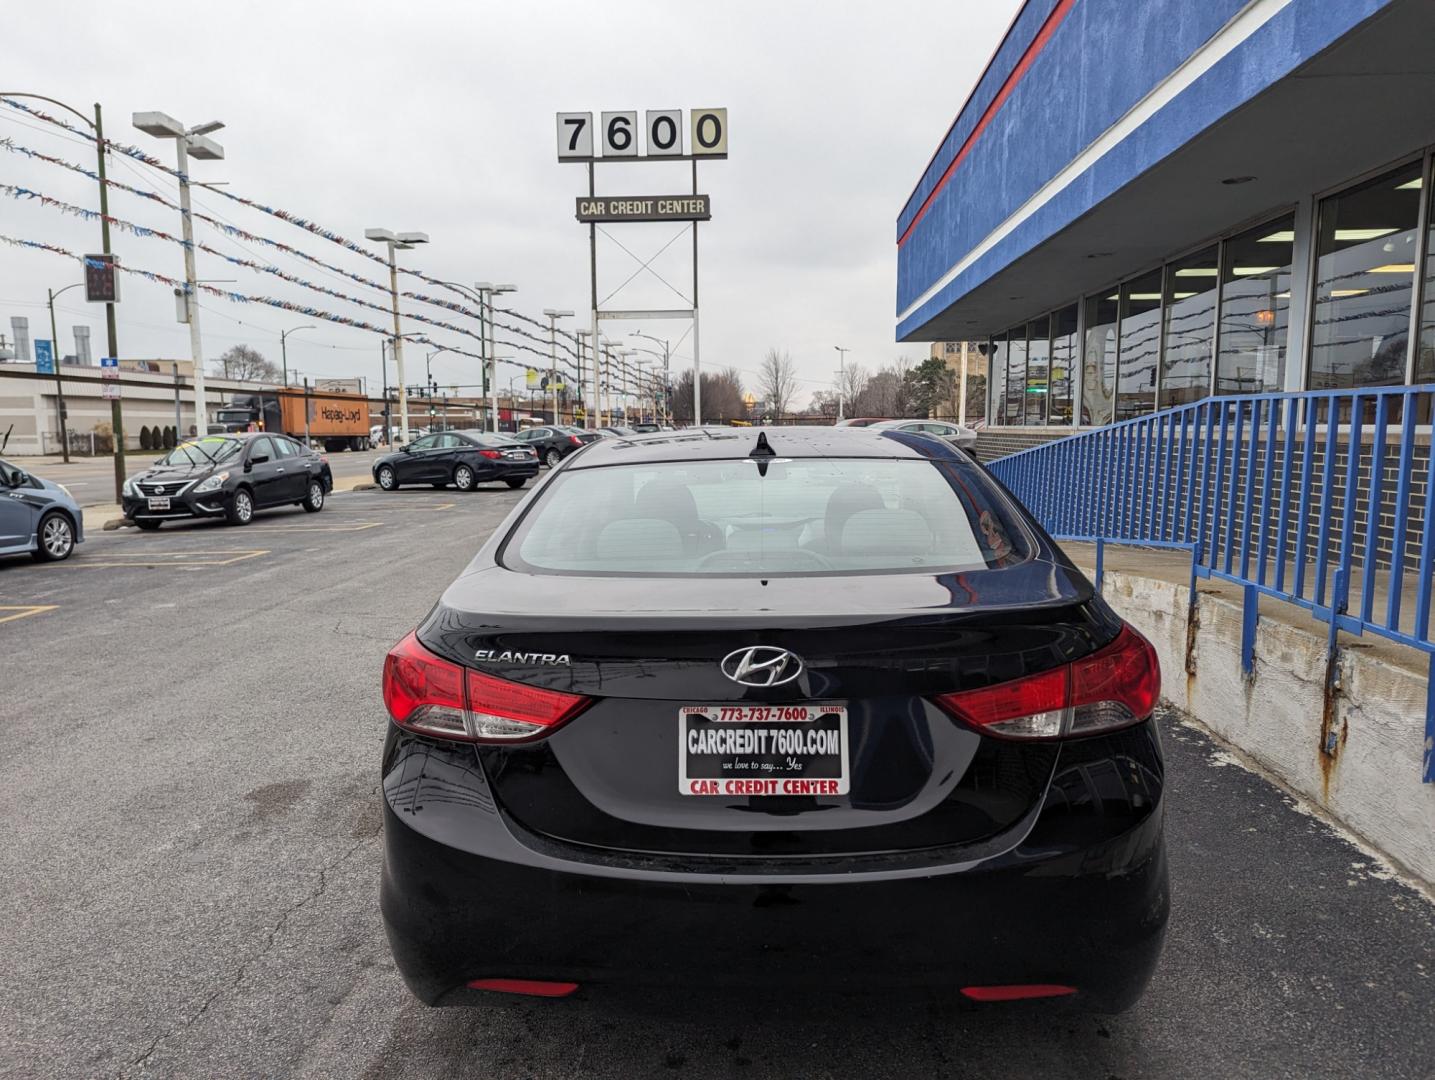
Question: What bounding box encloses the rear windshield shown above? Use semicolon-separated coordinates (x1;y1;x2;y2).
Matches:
503;457;1030;576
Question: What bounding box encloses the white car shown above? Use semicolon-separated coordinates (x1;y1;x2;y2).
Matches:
869;418;979;452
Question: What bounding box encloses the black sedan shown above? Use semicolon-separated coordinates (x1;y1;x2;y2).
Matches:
379;426;1167;1011
122;433;332;528
508;424;602;468
371;431;538;492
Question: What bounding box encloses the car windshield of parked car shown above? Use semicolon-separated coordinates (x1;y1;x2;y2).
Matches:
158;437;243;467
504;457;1030;576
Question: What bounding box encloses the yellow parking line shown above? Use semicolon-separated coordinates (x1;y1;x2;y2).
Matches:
327;502;454;511
72;549;270;568
0;604;58;624
246;521;384;532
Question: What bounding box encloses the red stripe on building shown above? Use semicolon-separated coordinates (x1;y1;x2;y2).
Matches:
898;0;1078;248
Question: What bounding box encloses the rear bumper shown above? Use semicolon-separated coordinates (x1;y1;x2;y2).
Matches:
379;728;1169;1009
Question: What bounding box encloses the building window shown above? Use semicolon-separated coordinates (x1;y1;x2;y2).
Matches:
1050;304;1077;425
989;333;1007;424
1117;270;1161;419
1005;326;1027;426
1309;161;1422;389
1161;246;1218;406
1218;214;1294;394
1082;294;1118;425
1025;315;1050;424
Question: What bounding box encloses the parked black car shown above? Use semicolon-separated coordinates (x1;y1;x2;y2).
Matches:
372;431;539;492
379;426;1167;1011
508;425;602;468
122;433;332;528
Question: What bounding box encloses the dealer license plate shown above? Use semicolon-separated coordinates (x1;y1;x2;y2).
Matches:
147;497;171;510
678;703;848;797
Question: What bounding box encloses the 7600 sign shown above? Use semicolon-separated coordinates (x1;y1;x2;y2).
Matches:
556;109;727;161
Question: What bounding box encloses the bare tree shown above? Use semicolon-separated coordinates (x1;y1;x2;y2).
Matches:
758;348;799;418
838;362;868;416
672;367;748;423
214;345;280;383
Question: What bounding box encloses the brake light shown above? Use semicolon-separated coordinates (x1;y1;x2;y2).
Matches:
467;978;579;997
568;434;582;446
961;984;1077;1002
478;449;503;459
933;625;1158;739
382;632;590;742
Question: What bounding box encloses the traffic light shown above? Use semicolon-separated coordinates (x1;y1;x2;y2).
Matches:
84;254;120;303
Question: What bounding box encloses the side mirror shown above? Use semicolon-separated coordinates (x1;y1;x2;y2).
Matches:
399;444;412;453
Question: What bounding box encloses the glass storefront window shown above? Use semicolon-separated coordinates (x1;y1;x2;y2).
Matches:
989;333;1007;424
1050;304;1077;424
1161;246;1217;406
1005;326;1027;425
1025;316;1050;424
1218;214;1294;394
1082;294;1118;425
1309;161;1422;389
1414;167;1435;383
1117;270;1161;419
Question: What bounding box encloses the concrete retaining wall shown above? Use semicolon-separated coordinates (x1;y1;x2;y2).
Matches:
1090;561;1435;884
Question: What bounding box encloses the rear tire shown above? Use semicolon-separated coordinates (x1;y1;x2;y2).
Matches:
134;519;162;531
377;465;398;491
302;479;325;513
545;448;562;468
225;488;255;526
454;465;476;492
504;478;527;490
31;511;75;561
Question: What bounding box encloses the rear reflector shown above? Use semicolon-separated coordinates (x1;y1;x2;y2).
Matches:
467;978;579;998
383;632;590;742
961;984;1077;1002
933;624;1159;740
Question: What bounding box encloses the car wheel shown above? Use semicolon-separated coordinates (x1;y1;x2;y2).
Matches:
377;465;398;491
225;488;255;526
454;465;476;492
504;477;527;490
545;448;562;468
134;519;162;531
302;479;325;513
31;511;75;561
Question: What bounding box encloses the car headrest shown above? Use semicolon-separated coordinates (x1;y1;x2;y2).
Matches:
634;480;701;528
594;518;686;563
838;508;934;557
824;483;886;551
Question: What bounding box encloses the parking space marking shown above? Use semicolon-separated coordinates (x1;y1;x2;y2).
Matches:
0;605;58;624
68;549;270;568
327;502;455;511
246;521;384;532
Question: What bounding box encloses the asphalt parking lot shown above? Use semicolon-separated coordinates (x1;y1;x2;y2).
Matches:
0;487;1432;1079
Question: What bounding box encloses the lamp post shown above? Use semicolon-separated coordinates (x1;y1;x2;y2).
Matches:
426;347;455;430
573;329;592;427
133;112;227;439
279;324;316;387
542;309;574;425
4;93;124;496
45;281;83;462
833;346;850;421
477;283;516;432
365;227;429;441
632;331;671;424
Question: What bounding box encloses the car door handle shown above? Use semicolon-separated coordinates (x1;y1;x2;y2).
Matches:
275;467;286;473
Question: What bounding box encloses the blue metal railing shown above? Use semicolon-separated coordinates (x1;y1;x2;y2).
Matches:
987;384;1435;782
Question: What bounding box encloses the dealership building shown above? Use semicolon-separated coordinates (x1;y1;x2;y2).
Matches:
896;0;1435;439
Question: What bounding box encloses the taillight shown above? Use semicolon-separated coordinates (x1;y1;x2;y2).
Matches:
568;434;582;446
382;632;590;742
478;449;503;459
933;625;1159;740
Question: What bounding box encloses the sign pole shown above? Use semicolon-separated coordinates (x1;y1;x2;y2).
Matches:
589;161;601;432
94;103;125;498
691;158;701;427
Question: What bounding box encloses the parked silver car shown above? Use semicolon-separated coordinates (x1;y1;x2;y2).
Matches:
0;457;84;562
869;419;979;452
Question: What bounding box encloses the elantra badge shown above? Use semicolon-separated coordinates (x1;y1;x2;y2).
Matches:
720;646;803;687
474;649;570;665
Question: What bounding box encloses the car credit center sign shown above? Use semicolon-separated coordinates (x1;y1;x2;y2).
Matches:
575;194;711;223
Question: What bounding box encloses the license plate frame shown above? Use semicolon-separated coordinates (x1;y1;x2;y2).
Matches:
678;703;848;797
147;496;171;510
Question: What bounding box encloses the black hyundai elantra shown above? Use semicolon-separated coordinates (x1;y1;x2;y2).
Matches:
380;426;1167;1011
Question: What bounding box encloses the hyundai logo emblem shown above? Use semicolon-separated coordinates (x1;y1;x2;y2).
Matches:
720;646;803;688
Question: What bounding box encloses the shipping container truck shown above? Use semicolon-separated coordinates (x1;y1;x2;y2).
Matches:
212;389;373;451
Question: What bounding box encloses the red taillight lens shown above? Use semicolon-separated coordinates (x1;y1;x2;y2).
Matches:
467;978;579;997
382;632;590;742
478;449;503;459
933;625;1159;740
961;984;1077;1002
568;434;582;446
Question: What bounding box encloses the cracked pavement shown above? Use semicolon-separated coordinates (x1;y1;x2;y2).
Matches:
1;487;1432;1079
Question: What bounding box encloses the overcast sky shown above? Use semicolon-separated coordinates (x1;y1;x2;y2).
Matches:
0;0;1019;407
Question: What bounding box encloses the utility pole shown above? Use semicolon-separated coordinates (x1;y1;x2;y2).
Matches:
833;346;850;421
478;283;516;432
365;228;429;441
45;283;81;463
543;309;574;426
281;324;316;387
958;341;969;427
574;329;591;426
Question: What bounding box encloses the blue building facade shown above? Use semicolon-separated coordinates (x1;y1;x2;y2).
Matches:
896;0;1435;427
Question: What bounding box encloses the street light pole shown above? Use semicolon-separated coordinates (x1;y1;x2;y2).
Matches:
365;228;429;440
573;329;592;426
833;346;850;421
477;283;516;432
280;324;316;387
45;282;83;463
542;309;574;426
